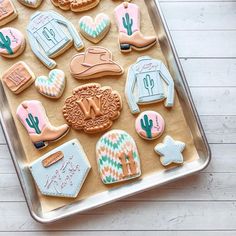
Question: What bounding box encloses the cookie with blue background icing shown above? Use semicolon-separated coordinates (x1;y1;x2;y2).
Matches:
29;139;91;198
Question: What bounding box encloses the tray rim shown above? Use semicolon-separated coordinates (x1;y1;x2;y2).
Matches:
0;0;211;224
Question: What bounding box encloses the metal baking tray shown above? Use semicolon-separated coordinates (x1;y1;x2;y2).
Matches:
0;0;211;223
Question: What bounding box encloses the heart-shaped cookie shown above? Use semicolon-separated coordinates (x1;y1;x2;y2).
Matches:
35;69;66;99
79;13;111;43
17;0;43;8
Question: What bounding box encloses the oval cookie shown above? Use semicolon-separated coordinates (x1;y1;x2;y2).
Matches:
63;83;122;133
0;27;25;58
135;111;165;140
96;129;141;184
79;13;111;44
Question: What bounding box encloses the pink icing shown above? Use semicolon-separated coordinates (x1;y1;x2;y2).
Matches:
114;2;139;34
135;111;165;140
0;27;23;55
16;100;47;134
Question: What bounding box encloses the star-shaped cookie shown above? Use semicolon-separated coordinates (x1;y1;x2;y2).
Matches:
154;135;185;166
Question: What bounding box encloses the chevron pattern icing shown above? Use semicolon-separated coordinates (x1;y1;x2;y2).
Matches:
79;13;111;43
35;69;65;99
96;130;141;184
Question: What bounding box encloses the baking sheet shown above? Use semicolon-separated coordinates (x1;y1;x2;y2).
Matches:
0;0;199;212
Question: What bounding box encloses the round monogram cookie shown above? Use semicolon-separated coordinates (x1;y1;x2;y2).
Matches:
63;83;122;133
135;111;165;140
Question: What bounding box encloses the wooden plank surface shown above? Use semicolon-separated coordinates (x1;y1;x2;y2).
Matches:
0;0;236;234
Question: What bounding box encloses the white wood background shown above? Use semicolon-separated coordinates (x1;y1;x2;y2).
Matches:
0;0;236;235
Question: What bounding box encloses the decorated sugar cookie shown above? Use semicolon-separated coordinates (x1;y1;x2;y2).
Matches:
51;0;100;12
35;69;66;99
114;2;156;52
17;0;43;8
27;10;84;69
17;100;70;149
96;130;141;184
63;83;122;133
0;27;26;58
125;56;175;114
79;13;111;44
154;135;185;166
70;46;124;80
135;111;165;140
29;139;91;198
0;0;17;27
2;61;35;94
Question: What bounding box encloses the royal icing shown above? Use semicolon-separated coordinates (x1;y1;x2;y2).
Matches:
2;61;35;94
27;10;84;69
35;69;66;99
135;111;165;140
96;130;141;184
114;2;156;52
79;13;111;43
29;139;91;198
125;56;175;114
17;100;70;149
17;0;43;8
0;27;24;57
154;135;186;166
0;0;17;26
51;0;100;12
70;46;124;80
63;83;122;133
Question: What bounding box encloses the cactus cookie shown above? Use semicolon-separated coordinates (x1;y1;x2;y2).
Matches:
96;130;141;184
0;0;17;27
135;111;165;140
0;27;26;58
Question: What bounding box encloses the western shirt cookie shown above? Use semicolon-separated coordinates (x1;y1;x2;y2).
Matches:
17;100;70;149
2;61;35;94
70;46;124;80
96;129;141;184
0;0;17;27
29;139;91;198
114;2;156;52
0;27;26;58
17;0;43;8
63;83;122;133
135;111;165;140
125;56;175;114
51;0;100;12
154;135;186;166
79;13;111;44
35;69;66;99
27;10;84;69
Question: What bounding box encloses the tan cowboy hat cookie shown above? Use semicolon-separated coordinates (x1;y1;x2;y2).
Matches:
69;46;124;80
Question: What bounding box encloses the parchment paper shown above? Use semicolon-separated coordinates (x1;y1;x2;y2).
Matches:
0;0;199;212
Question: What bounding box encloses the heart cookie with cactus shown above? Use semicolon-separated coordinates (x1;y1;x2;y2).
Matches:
35;69;66;99
79;13;111;43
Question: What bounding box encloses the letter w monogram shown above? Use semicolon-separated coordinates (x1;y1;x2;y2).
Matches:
77;95;103;119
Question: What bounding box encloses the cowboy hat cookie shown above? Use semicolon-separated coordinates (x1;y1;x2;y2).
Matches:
27;10;84;69
79;13;111;44
0;0;17;27
2;61;35;94
125;56;175;114
51;0;100;12
35;69;66;99
17;100;70;149
135;111;165;141
63;83;122;133
70;46;124;80
0;27;26;58
17;0;43;8
114;2;156;52
96;130;141;185
154;135;186;166
29;139;91;198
